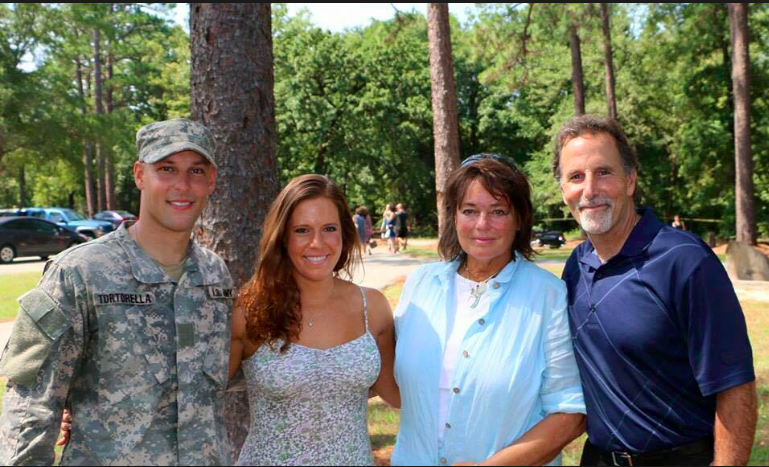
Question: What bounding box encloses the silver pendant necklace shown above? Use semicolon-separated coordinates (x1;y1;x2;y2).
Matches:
469;281;489;309
463;265;500;309
305;282;335;327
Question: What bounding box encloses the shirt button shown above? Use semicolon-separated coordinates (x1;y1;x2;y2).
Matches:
453;387;460;394
596;272;604;279
492;282;500;289
445;423;452;429
440;458;448;465
463;350;470;358
590;306;596;313
478;319;486;325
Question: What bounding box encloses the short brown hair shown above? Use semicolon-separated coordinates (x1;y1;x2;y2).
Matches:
552;115;639;183
237;174;362;352
438;157;535;262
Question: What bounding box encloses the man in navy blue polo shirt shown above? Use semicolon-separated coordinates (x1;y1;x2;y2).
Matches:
554;115;757;466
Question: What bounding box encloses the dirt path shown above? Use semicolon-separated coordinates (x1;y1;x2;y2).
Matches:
733;280;769;303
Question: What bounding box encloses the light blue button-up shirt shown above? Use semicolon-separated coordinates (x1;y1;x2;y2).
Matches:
392;256;585;466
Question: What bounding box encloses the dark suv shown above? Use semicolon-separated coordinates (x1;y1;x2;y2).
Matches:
0;217;87;263
533;229;566;249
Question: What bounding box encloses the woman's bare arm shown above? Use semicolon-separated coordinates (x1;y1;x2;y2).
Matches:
366;288;401;409
229;304;248;380
461;413;585;466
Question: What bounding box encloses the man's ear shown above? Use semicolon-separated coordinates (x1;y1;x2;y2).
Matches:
626;169;638;197
134;161;146;190
207;167;217;195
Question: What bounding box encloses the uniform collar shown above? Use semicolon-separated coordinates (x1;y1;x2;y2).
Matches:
578;208;663;269
117;223;223;286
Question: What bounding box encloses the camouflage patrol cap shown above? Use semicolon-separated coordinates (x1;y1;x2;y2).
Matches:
136;118;217;169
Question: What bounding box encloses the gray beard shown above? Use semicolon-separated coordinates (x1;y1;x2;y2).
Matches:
577;197;615;235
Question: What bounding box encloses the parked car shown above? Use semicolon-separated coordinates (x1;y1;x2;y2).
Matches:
0;217;88;263
0;209;24;218
92;210;137;229
533;229;566;249
22;208;115;240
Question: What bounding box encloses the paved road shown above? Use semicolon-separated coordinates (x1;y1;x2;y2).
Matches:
0;257;48;275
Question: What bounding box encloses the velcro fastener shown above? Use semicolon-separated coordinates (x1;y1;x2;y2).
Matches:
19;289;70;341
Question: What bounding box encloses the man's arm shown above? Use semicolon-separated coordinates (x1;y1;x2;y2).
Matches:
0;266;85;465
713;381;758;466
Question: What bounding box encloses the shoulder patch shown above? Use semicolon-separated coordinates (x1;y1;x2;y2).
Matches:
0;289;71;387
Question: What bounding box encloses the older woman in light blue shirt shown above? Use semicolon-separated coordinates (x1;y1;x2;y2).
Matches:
392;154;585;466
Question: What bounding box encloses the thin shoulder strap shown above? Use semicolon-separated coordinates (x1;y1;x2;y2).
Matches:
358;286;370;332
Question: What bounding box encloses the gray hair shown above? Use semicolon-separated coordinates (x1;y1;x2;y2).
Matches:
552;115;639;183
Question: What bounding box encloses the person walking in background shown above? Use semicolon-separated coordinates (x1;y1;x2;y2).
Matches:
672;214;687;231
354;206;374;255
391;154;586;466
228;175;399;466
382;204;399;254
554;115;756;466
395;203;410;251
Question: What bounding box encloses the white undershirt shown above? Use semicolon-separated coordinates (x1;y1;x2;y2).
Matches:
438;273;492;441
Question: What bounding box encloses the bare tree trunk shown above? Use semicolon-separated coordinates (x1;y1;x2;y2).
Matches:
427;3;461;236
76;58;97;217
569;24;586;116
105;44;116;210
600;3;617;119
728;3;756;245
190;3;279;461
93;28;106;213
18;167;27;208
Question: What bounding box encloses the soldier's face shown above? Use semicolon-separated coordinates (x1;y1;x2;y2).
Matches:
286;196;343;284
134;151;216;233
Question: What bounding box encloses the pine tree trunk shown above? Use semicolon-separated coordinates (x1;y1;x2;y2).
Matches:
728;3;756;245
76;58;97;217
18;167;26;208
93;28;107;213
427;3;461;237
600;3;617;119
569;24;586;116
190;3;279;461
105;44;116;210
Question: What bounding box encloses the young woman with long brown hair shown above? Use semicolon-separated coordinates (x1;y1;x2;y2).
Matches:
229;174;399;466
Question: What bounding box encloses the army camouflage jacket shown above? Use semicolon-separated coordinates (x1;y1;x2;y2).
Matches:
0;224;235;466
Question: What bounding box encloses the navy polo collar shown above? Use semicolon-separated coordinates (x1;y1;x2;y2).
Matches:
579;209;663;269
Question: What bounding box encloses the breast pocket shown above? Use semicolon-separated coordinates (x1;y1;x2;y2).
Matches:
96;306;171;407
194;292;232;390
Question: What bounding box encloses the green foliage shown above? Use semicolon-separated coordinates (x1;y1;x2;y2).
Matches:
0;3;767;237
274;10;437;228
0;3;187;215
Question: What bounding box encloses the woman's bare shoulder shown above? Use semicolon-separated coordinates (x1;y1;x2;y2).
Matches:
361;286;393;336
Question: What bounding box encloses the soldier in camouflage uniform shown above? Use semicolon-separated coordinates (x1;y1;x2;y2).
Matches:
0;119;236;465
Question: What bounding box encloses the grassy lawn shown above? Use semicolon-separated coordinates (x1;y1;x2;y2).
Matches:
0;273;42;321
402;243;440;260
534;247;575;262
372;286;769;465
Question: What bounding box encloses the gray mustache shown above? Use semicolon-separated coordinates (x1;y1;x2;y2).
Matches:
578;197;614;210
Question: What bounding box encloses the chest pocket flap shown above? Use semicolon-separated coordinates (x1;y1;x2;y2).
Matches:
0;289;71;387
